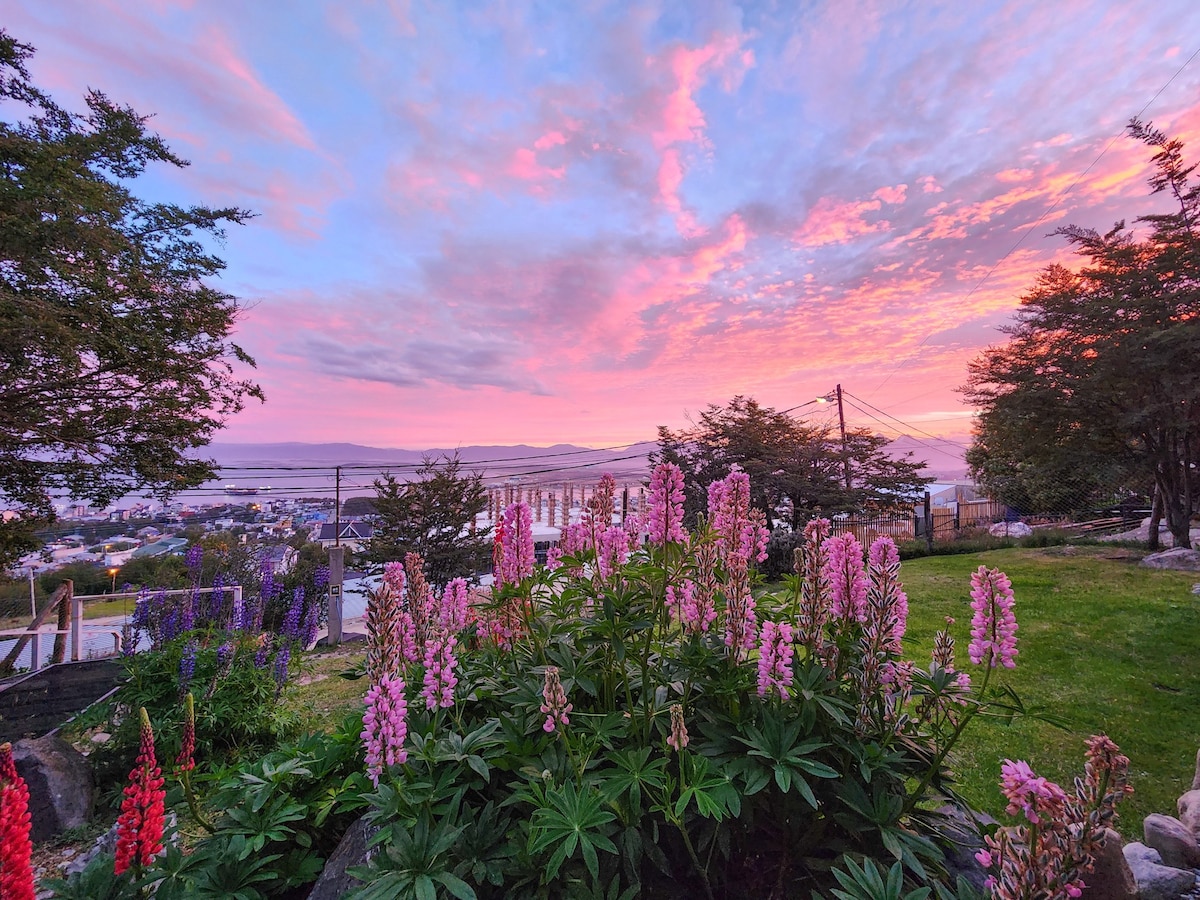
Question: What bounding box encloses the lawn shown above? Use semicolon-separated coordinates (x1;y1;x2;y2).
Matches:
898;545;1200;837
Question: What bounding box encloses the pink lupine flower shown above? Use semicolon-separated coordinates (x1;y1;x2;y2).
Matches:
647;462;687;545
968;566;1018;668
756;620;794;699
707;468;752;560
439;578;470;633
666;703;689;752
540;666;572;733
825;532;868;622
596;526;629;580
545;545;564;572
366;574;404;681
559;521;590;555
362;673;408;786
383;560;406;596
623;509;646;550
420;633;458;710
669;580;716;634
500;502;535;586
999;759;1067;825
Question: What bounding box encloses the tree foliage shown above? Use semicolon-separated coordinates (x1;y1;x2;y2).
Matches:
366;454;491;588
963;120;1200;548
0;31;261;567
655;396;931;531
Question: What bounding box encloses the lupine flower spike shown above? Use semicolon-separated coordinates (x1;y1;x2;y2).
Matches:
968;566;1018;668
756;620;795;699
115;708;166;876
540;666;572;733
362;674;409;787
666;704;689;752
0;742;35;900
647;462;686;546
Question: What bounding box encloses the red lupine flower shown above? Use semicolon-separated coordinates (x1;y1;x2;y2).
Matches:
115;708;166;875
0;742;35;900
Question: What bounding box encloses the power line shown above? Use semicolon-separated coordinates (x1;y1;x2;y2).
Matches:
842;390;971;451
871;43;1200;396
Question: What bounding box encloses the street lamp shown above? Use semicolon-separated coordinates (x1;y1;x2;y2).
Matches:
108;567;118;593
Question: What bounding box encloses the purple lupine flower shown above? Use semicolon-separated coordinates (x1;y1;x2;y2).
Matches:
216;640;234;670
273;641;292;688
161;608;179;645
131;588;151;629
302;601;320;648
260;557;277;606
185;543;203;573
230;588;245;633
181;587;197;634
283;588;304;641
313;565;330;591
121;619;138;657
178;640;197;696
254;639;269;669
209;572;225;624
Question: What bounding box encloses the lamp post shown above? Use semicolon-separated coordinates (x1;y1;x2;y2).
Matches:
108;567;118;593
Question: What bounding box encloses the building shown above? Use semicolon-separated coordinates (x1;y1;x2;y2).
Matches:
315;521;374;552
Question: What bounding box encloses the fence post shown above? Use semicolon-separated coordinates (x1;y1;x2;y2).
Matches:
71;585;82;662
52;579;72;664
327;545;344;646
924;492;934;554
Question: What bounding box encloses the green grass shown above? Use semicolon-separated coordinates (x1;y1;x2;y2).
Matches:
900;545;1200;837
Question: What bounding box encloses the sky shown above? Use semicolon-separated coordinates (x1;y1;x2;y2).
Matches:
8;0;1200;456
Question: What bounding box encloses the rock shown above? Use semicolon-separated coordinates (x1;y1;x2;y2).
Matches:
1180;790;1200;838
1079;828;1137;900
11;734;94;841
1141;548;1200;571
89;732;110;744
1144;813;1200;868
934;805;996;893
1191;583;1200;595
989;521;1033;537
1123;841;1198;900
306;817;374;900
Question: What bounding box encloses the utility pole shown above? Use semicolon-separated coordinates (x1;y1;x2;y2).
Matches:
836;384;852;492
334;465;342;547
327;465;344;646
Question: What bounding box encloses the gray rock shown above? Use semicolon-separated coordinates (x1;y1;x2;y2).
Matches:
1145;813;1200;869
934;805;996;893
1123;841;1197;900
1079;829;1137;900
989;521;1032;537
307;817;374;900
1191;583;1200;595
1141;548;1200;571
1179;789;1200;839
11;734;94;841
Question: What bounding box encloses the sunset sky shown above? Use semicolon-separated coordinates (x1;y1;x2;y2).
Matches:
9;1;1200;460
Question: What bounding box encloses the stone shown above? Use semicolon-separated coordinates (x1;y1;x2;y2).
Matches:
989;521;1033;537
11;734;94;841
1193;747;1200;791
307;816;374;900
89;731;110;744
1191;583;1200;595
934;805;996;893
1179;789;1200;838
1079;829;1137;900
1141;548;1200;571
1123;842;1198;900
1144;813;1200;869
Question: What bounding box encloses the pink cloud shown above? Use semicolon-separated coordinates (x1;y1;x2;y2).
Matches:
873;184;908;205
794;195;888;247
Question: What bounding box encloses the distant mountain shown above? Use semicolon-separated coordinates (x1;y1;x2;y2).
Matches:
884;435;972;481
201;441;658;480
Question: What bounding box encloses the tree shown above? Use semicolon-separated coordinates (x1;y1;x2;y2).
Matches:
365;454;491;589
655;396;931;531
0;32;262;567
964;120;1200;548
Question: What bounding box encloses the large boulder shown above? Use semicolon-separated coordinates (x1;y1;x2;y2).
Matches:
989;521;1032;537
1123;842;1198;900
1141;548;1200;571
1180;789;1200;838
307;817;374;900
11;734;93;841
1144;813;1200;869
1079;828;1137;900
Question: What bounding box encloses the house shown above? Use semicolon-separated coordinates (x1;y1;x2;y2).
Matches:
316;521;374;552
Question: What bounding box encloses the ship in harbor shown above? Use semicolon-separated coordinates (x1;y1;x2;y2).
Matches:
224;485;268;496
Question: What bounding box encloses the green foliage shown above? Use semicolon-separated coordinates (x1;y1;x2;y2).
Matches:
964;120;1200;546
41;852;139;900
367;453;492;588
0;30;261;568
